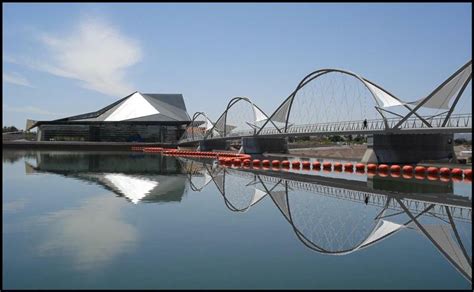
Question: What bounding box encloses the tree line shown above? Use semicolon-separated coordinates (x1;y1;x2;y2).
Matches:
3;126;20;133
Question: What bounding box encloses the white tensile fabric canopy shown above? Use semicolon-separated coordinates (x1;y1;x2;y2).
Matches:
363;81;405;108
409;63;472;110
250;188;267;206
359;219;406;248
205;116;214;131
252;104;268;123
365;62;472;110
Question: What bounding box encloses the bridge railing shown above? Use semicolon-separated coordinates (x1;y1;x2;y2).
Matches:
179;132;207;143
179;113;472;143
254;113;472;136
226;169;472;222
394;113;472;129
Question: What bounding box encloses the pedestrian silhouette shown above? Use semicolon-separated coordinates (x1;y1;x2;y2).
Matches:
363;119;368;129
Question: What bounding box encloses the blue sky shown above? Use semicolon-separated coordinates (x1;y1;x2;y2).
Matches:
3;3;472;129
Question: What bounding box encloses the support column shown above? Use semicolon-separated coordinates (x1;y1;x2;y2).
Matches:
242;137;289;154
368;175;453;194
361;133;457;164
199;139;228;151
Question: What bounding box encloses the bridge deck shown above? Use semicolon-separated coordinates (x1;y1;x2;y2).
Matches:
179;113;472;144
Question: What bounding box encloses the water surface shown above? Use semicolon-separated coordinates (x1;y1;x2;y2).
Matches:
3;150;472;289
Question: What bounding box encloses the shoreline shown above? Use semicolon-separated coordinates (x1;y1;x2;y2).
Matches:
3;140;471;165
2;140;175;151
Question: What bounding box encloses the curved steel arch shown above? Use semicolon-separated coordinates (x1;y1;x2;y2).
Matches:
179;158;268;212
257;68;431;134
257;177;435;256
177;159;472;277
192;111;213;123
181;111;215;142
206;165;267;213
204;96;273;139
192;164;398;253
176;158;215;192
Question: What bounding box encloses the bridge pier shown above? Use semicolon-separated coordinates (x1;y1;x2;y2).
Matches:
361;133;457;164
199;139;228;151
242;137;289;154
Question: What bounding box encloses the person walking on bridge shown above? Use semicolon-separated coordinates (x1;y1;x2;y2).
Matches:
363;119;368;129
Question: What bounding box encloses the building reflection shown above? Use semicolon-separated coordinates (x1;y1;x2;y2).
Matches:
178;157;472;283
22;152;472;283
24;151;186;204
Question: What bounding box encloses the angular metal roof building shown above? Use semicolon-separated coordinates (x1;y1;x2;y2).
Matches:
28;92;191;143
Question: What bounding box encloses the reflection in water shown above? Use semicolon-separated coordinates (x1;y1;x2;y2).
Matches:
178;157;472;283
102;174;158;204
25;151;186;204
3;149;38;164
3;198;28;213
19;152;188;272
37;194;137;270
18;152;472;284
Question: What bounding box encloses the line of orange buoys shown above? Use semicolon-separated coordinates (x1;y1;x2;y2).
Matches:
132;147;252;160
131;147;472;183
220;158;472;183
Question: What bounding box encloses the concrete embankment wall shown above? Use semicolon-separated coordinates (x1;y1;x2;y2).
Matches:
289;144;367;160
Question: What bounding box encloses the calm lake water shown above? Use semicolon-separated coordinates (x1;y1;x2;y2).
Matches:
3;150;472;289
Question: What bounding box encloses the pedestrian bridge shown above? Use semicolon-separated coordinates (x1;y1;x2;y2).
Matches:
180;113;471;143
178;60;472;162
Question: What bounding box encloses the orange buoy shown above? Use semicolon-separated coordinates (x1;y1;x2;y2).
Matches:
218;158;226;164
367;164;377;171
427;167;439;175
451;168;463;177
232;158;242;166
252;159;261;167
344;163;353;172
391;171;401;178
402;173;413;179
427;174;438;181
378;164;389;172
390;165;401;173
355;169;365;175
312;161;321;170
402;165;413;173
439;167;450;176
281;160;290;168
355;163;365;171
415;173;425;180
262;160;270;167
440;176;451;183
271;160;280;167
302;161;311;169
414;166;426;174
323;162;332;170
225;158;233;165
292;161;301;169
463;169;472;178
333;162;342;169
